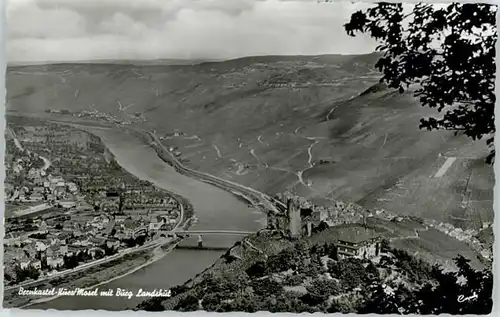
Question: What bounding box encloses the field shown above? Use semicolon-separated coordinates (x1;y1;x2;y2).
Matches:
6;53;494;231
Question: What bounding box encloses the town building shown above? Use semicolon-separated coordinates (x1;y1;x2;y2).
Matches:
58;200;77;209
47;256;64;268
149;221;164;231
335;226;380;259
106;238;120;249
31;259;42;270
19;255;31;269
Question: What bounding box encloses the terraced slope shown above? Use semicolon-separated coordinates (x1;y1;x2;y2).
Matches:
6;53;493;230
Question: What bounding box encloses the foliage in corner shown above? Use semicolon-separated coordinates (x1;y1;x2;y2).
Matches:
345;3;497;163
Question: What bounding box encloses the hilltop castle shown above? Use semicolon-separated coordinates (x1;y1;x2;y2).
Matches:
266;196;327;239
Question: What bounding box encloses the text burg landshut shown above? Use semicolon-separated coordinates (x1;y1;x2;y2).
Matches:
18;287;171;299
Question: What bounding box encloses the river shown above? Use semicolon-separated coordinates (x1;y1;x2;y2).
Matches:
29;127;264;311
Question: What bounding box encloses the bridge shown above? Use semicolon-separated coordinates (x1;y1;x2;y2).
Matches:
175;246;231;251
169;230;254;236
165;230;254;251
172;230;258;251
133;226;254;238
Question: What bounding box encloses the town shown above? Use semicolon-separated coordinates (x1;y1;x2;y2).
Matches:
150;192;494;313
266;191;493;263
45;107;147;126
3;119;183;286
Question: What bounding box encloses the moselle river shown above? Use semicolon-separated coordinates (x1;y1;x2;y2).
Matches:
29;127;264;311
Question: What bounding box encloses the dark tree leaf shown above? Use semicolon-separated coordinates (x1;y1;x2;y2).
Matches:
344;3;497;163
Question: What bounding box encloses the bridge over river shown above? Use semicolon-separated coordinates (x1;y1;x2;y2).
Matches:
19;118;278;310
169;230;256;250
171;230;254;236
132;223;256;237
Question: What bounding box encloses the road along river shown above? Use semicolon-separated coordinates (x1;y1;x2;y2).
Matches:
29;126;264;311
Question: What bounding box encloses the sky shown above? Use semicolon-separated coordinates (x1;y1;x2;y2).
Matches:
6;0;379;63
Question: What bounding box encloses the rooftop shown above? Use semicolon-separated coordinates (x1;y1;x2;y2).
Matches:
337;226;379;244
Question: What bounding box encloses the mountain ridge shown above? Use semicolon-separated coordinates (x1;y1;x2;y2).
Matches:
6;52;493;234
7;52;380;68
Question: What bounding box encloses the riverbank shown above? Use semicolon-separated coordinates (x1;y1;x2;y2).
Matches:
5;237;177;308
6;198;194;309
19;214;198;309
11;113;277;214
7;116;263;310
140;223;493;314
4;121;196;308
126;128;278;213
137;230;301;311
5;195;191;294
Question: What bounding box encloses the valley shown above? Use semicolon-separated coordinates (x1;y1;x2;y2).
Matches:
6;53;494;232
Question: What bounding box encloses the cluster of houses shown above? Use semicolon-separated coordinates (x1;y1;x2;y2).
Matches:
271;193;375;231
76;109;146;125
122;191;179;211
5;151;44;177
266;195;381;260
15;125;91;151
7;173;80;205
4;206;181;282
4;123;184;285
268;192;493;263
77;109;131;125
425;219;493;261
5;131;83;219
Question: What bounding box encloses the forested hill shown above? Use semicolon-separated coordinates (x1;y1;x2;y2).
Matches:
136;228;493;314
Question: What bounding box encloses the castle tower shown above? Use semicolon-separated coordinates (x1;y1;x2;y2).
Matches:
118;182;126;212
287;197;302;239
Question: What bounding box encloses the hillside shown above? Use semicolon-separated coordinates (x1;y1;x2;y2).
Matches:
136;228;492;314
6;53;494;231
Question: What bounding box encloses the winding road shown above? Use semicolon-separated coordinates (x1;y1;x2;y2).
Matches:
212;144;222;158
146;131;284;213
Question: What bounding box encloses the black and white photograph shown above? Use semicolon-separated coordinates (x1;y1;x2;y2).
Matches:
2;0;496;314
